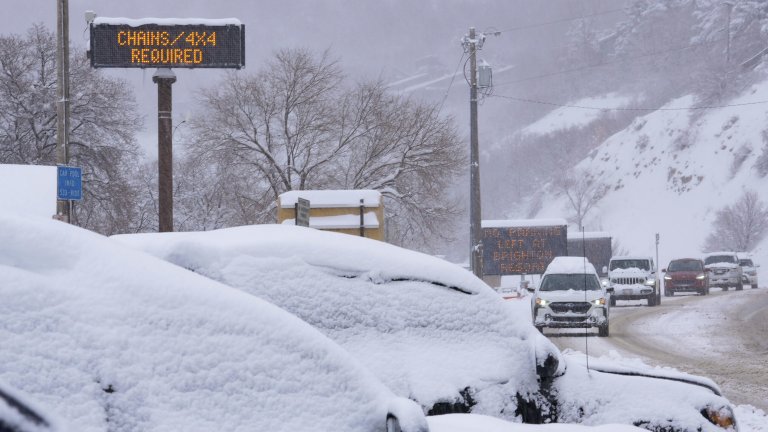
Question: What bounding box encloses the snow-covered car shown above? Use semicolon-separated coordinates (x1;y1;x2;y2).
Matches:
608;256;661;306
736;254;759;289
530;257;612;337
0;381;59;432
115;224;739;432
662;258;710;296
0;214;428;432
115;224;564;422
703;252;744;291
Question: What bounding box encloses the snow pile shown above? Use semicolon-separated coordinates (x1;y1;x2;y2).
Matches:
0;213;417;432
114;224;562;417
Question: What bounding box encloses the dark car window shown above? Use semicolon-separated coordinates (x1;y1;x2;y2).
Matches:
704;255;736;265
739;259;753;267
668;260;703;272
540;274;601;291
609;259;650;271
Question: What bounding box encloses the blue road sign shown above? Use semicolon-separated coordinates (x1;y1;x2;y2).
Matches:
57;166;82;201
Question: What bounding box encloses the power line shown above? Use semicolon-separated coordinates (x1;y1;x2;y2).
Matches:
494;36;728;88
437;52;466;114
490;8;625;34
489;93;768;111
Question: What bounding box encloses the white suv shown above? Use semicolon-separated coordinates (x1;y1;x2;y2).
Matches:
737;254;759;289
608;256;660;306
704;252;744;291
531;256;613;337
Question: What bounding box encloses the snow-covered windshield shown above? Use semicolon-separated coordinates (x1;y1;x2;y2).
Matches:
704;255;737;265
667;260;703;272
540;274;601;291
609;259;650;271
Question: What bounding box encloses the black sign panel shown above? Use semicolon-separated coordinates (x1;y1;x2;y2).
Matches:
482;225;567;275
295;198;310;227
90;23;245;69
567;235;612;276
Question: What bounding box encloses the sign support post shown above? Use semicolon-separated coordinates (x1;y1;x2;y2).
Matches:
153;69;176;232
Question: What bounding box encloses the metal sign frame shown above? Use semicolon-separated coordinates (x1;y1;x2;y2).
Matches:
90;22;246;69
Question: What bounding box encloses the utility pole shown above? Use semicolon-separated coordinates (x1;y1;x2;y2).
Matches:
724;1;733;64
463;27;484;278
56;0;71;222
153;68;176;232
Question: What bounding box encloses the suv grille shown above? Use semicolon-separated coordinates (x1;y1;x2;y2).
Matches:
611;277;645;285
550;302;591;314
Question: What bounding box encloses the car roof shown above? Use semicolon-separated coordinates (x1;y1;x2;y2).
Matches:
668;258;702;262
0;214;414;432
704;251;738;256
610;256;652;261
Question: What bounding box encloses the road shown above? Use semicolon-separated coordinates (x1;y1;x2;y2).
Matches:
545;287;768;411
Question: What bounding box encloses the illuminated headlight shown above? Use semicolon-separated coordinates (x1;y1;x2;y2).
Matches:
591;298;606;306
645;279;656;286
702;406;737;429
664;275;672;280
535;298;550;307
696;274;706;280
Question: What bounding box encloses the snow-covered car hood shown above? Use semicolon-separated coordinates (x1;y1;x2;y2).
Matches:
114;224;564;417
610;267;651;277
704;262;739;269
536;289;606;303
0;214;427;432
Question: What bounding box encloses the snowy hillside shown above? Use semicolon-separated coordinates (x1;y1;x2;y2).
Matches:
530;78;768;282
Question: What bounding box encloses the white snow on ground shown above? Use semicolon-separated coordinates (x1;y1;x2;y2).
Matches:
428;414;644;432
0;213;427;432
520;93;636;136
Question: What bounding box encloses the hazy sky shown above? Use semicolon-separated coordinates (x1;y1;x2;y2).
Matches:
4;0;623;157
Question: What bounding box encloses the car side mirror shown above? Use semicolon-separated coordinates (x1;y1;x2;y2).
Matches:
526;286;535;293
705;268;711;273
661;268;667;273
606;286;614;293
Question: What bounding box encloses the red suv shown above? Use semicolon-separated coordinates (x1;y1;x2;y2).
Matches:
662;258;710;296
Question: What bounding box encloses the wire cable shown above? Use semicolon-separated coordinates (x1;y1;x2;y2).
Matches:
490;8;625;34
437;52;466;114
489;93;768;111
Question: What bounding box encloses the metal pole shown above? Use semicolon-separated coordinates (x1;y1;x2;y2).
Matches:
56;0;71;222
360;199;365;237
153;69;176;232
469;27;483;278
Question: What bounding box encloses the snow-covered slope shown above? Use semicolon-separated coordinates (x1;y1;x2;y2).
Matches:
531;79;768;282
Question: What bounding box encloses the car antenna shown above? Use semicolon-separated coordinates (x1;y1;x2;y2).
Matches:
581;226;590;373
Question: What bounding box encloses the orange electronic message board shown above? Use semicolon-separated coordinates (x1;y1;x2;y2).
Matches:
90;20;245;69
482;223;567;275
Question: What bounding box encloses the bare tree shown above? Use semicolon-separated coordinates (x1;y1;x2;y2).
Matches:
0;24;143;234
554;168;609;229
703;190;768;252
184;48;465;249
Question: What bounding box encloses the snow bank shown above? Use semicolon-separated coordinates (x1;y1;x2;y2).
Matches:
0;214;409;432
